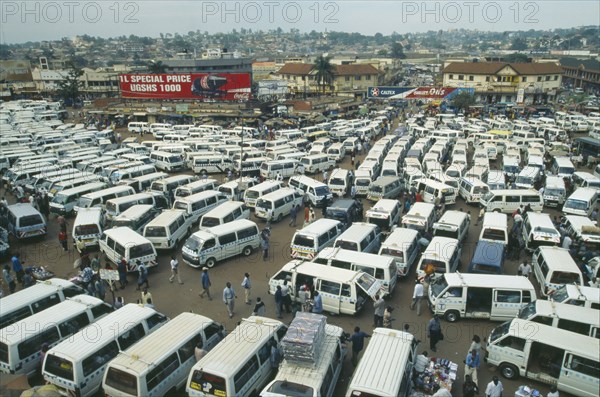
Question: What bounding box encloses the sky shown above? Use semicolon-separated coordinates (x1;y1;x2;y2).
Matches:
1;1;599;44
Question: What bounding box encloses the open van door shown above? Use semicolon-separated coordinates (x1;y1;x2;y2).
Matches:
356;273;383;302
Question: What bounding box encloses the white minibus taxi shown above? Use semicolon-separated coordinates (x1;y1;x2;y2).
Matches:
244;180;283;208
103;312;225;397
289;175;333;207
259;159;298;180
150;175;197;203
518;300;599;338
182;219;261;268
42;304;168;397
522;212;561;251
143;209;192;250
105;192;170;223
269;260;381;315
549;284;600;310
187;316;287;397
255;188;303;222
345;329;417;397
174;179;219;199
300;154;334;174
479;212;508;245
432;210;470;242
327;168;351;197
486;319;599;397
72;207;103;251
365;199;401;232
562;215;600;250
417;178;458;205
533;246;584;297
6;203;47;240
379;228;420;278
562;187;598;217
99;227;158;271
313;247;397;297
0;295;112;377
290;219;344;260
458;177;489;204
401;202;436;234
50;182;108;216
429;273;535;322
199;201;250;230
543;176;566;207
112;205;158;234
261;322;346;397
0;279;85;330
333;222;382;254
416;237;462;278
481;189;543;214
366;177;403;202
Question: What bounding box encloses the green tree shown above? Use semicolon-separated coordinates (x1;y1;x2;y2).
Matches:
147;60;167;74
505;53;529;63
510;37;528;51
313;55;335;96
57;62;83;104
391;42;406;59
451;91;476;112
377;49;388;56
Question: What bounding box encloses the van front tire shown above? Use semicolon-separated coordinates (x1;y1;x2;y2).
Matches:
499;363;519;379
242;246;253;256
206;257;217;268
444;310;460;322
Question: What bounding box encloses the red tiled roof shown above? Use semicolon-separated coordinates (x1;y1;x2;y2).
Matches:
277;63;314;75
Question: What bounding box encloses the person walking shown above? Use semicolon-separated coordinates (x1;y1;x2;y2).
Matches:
261;238;269;261
2;265;16;294
274;285;283;319
311;291;323;313
303;204;310;226
141;287;153;305
476;206;485;226
322;169;328;183
252;297;266;316
281;280;292;313
58;230;68;251
484;376;503;397
410;278;424;316
427;315;442;352
241;273;252;305
308;207;315;223
289;204;298;227
169;255;183;284
464;349;481;387
11;254;25;285
223;282;237;318
518;260;532;278
199;267;212;300
383;306;394;328
349;326;371;366
373;294;385;327
136;261;149;290
463;374;479;397
117;258;128;289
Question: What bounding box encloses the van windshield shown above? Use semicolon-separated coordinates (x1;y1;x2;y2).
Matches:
267;381;313;397
176;189;190;198
20;214;43;227
482;228;506;242
52;193;69;204
380;248;404;261
370;185;384;193
168;155;182;163
315;186;330;196
256;199;270;210
105;367;138;395
421;259;447;273
329;178;345;186
518;301;536;320
564;199;588;211
150;182;163;191
430;276;449;298
516;176;533;185
246;190;260;199
75;224;99;236
144;226;166;237
355;179;370;187
292;234;315;248
545;188;564;197
129;243;154;259
550;272;581;285
189;371;227;397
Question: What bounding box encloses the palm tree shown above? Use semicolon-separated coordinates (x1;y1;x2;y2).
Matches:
147;60;167;74
313;55;335;96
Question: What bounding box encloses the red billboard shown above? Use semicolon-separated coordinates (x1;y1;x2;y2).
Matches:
118;73;251;101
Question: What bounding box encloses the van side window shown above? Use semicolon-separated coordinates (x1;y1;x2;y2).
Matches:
106;237;116;250
18;327;60;358
32;293;61;313
497;336;525;351
320;366;334;397
91;304;113;319
147;313;167;330
147;353;180;392
223;213;235;223
82;341;119;377
118;323;145;351
506;196;520;203
341;284;351;297
220;233;236;245
258;337;275;364
168;221;179;235
523;195;541;203
115;242;126;257
320;280;341;295
202;239;216;250
59;313;90;337
178;334;201;363
233;355;260;393
496;290;521;303
238;227;257;239
565;354;599;377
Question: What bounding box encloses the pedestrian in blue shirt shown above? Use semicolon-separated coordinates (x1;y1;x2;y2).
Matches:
311;291;323;314
199;267;212;300
350;326;371;366
11;254;24;284
464;349;481;387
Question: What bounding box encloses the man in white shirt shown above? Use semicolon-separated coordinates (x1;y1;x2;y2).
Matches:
413;351;429;374
518;260;532;278
410;279;425;316
169;255;183;284
485;376;503;397
562;235;572;249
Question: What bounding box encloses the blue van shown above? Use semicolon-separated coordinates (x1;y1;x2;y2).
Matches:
468;241;505;274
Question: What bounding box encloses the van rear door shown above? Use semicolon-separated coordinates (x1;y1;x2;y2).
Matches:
356;273;383;302
491;289;531;321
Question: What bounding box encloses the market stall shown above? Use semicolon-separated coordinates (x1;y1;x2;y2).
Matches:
411;357;457;396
